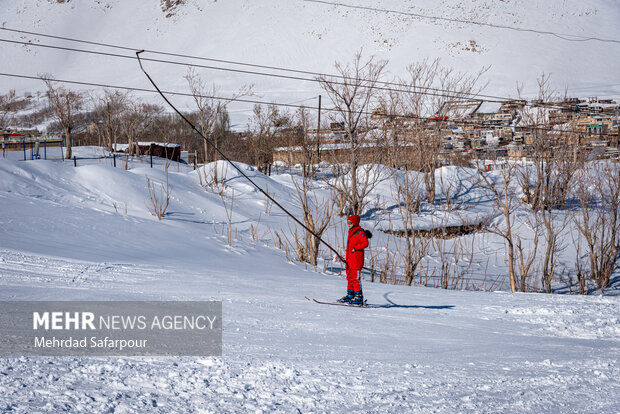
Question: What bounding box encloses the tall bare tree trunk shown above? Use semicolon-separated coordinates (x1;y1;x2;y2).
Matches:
318;51;387;216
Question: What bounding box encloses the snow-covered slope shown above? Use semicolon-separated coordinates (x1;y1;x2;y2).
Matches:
1;0;619;125
0;154;618;412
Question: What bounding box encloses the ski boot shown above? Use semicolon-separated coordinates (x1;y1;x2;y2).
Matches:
337;290;355;303
350;291;364;306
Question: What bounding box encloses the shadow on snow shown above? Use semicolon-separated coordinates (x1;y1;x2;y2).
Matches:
368;292;455;309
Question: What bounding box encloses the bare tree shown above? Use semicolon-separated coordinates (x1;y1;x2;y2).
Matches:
518;75;574;292
514;216;540;292
476;161;521;292
99;89;129;153
376;85;405;167
518;75;574;211
0;90;19;130
248;104;289;174
291;179;335;267
288;108;335;267
400;59;487;204
571;235;589;295
573;162;620;292
393;169;430;285
42;77;85;159
122;100;161;162
185;67;252;166
432;234;475;290
318;51;388;215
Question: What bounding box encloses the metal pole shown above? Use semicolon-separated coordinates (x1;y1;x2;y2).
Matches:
23;139;26;161
316;95;322;165
44;140;47;160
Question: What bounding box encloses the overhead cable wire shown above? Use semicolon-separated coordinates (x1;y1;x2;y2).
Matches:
135;50;352;268
1;71;616;138
1;35;586;112
4;26;604;111
1;25;616;110
0;72;326;112
303;0;620;45
0;37;511;104
0;26;523;103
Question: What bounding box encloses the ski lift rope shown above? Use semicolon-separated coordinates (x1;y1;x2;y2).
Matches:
136;51;357;270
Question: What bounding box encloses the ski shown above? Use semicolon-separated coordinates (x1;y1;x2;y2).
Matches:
305;296;371;308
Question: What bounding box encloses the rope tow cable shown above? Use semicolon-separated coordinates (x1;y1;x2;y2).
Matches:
135;50;349;267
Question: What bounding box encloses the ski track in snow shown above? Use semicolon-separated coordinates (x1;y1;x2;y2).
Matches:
0;154;618;412
0;355;616;413
0;249;618;413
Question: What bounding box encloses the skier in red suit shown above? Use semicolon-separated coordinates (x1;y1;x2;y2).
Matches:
338;214;368;305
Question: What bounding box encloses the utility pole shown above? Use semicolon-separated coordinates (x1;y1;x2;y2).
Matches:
316;95;321;166
107;102;112;152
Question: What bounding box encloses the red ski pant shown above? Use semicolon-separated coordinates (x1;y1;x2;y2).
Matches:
346;268;361;292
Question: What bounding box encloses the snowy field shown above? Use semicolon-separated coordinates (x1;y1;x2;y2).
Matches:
0;150;618;412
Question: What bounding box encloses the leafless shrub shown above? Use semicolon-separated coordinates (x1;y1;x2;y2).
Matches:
537;204;569;293
452;237;476;290
367;227;399;284
381;245;399;285
249;213;263;247
250;224;259;245
98;89;129;153
393;169;431;285
398;58;488;204
571;236;589;295
515;229;539;292
247;104;289;175
476;160;522;292
518;75;576;211
146;167;171;221
293;227;306;263
185;67;253;173
0;90;19;130
197;161;229;194
219;188;235;247
291;178;335;266
573;162;620;292
263;183;273;215
284;108;337;267
418;258;436;287
273;230;284;250
122;100;161;168
429;220;475;290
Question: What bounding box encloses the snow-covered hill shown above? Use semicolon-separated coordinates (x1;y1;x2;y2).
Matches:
0;152;618;412
1;0;619;126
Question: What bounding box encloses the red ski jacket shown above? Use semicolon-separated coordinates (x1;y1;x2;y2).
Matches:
346;215;369;270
